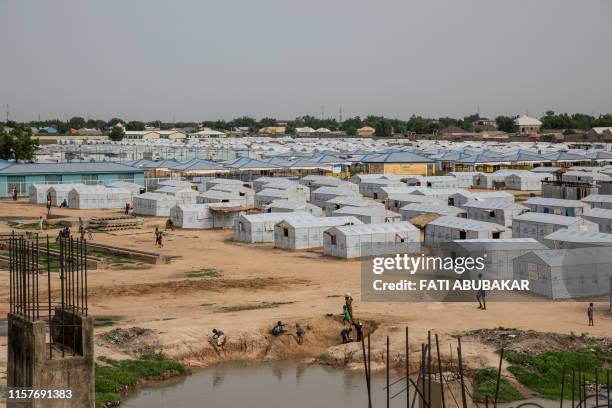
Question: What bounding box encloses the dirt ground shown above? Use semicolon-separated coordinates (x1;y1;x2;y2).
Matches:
1;199;611;388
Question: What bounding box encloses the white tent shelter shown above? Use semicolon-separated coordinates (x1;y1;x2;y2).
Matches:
274;216;362;249
133;192;176;216
68;186;131;209
425;216;511;247
48;184;86;206
323;222;420;259
333;206;401;224
234;213;316;243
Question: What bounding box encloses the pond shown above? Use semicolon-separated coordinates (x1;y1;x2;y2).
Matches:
122;361;406;408
121;360;590;408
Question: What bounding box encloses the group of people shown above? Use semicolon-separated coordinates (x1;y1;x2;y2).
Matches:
271;321;306;345
340;293;363;344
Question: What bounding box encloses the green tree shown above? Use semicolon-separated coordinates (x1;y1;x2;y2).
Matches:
495;116;518;133
375;120;392;137
68;116;86;129
126;121;145;131
0;126;39;161
109;126;125;141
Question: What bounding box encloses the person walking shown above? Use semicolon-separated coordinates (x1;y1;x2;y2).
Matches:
476;273;486;310
295;323;305;345
154;227;161;247
125;203;130;215
11;186;18;201
588;303;594;326
38;216;44;231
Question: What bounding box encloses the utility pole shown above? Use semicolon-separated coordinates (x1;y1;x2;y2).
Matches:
339;107;343;123
6;104;9;123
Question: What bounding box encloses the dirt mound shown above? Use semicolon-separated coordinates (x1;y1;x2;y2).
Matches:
466;327;612;355
97;326;160;356
173;316;378;368
88;277;308;298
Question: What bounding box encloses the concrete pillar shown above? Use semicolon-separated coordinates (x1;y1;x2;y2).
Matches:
7;310;94;408
418;372;473;408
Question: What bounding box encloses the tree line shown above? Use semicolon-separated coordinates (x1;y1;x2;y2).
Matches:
4;111;612;140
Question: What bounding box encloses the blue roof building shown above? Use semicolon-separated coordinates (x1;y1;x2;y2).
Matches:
0;162;145;197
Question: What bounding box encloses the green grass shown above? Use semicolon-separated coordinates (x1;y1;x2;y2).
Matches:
184;267;220;278
506;350;611;400
218;301;294;313
473;367;524;402
94;316;116;328
95;353;188;408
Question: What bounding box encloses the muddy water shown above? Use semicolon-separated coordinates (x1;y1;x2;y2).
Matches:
122;361;407;408
121;361;582;408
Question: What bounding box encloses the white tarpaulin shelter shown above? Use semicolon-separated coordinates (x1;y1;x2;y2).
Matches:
68;186;131;209
234;212;316;243
48;184;86;206
323;222;420;259
133;192;176;216
274;216;362;249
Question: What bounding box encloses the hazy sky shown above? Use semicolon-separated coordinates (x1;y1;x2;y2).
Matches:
1;0;611;122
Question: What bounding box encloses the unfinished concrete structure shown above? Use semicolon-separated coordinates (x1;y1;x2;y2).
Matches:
7;236;94;408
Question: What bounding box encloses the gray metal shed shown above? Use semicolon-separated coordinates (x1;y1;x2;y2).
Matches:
513;247;612;299
437;238;547;279
463;200;528;227
425;216;511;247
581;207;612;233
323;222;420;259
544;228;612;249
512;212;599;241
524;197;590;216
274;216;363;249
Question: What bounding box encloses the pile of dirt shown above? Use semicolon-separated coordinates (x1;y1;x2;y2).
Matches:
466;327;612;355
98;326;160;356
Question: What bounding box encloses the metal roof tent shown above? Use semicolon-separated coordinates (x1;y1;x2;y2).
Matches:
358;179;405;198
234;213;317;243
425;215;511;247
170;203;245;229
332;205;401;224
511;212;599;241
582;194;612;209
323;222;421;259
198;190;247;206
524;197;590;216
513;247;612;299
274;216;363;250
581;207;612;233
264;199;323;216
544;228;612;249
437;238;547;279
399;203;466;220
154;185;198;205
324;196;384;215
254;188;306;209
310;186;360;208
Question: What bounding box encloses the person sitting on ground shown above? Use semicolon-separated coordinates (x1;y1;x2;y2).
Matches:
271;321;286;336
211;328;226;347
342;305;352;325
354;320;363;342
341;327;354;344
166;218;174;231
295;323;305;345
60;198;68;208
